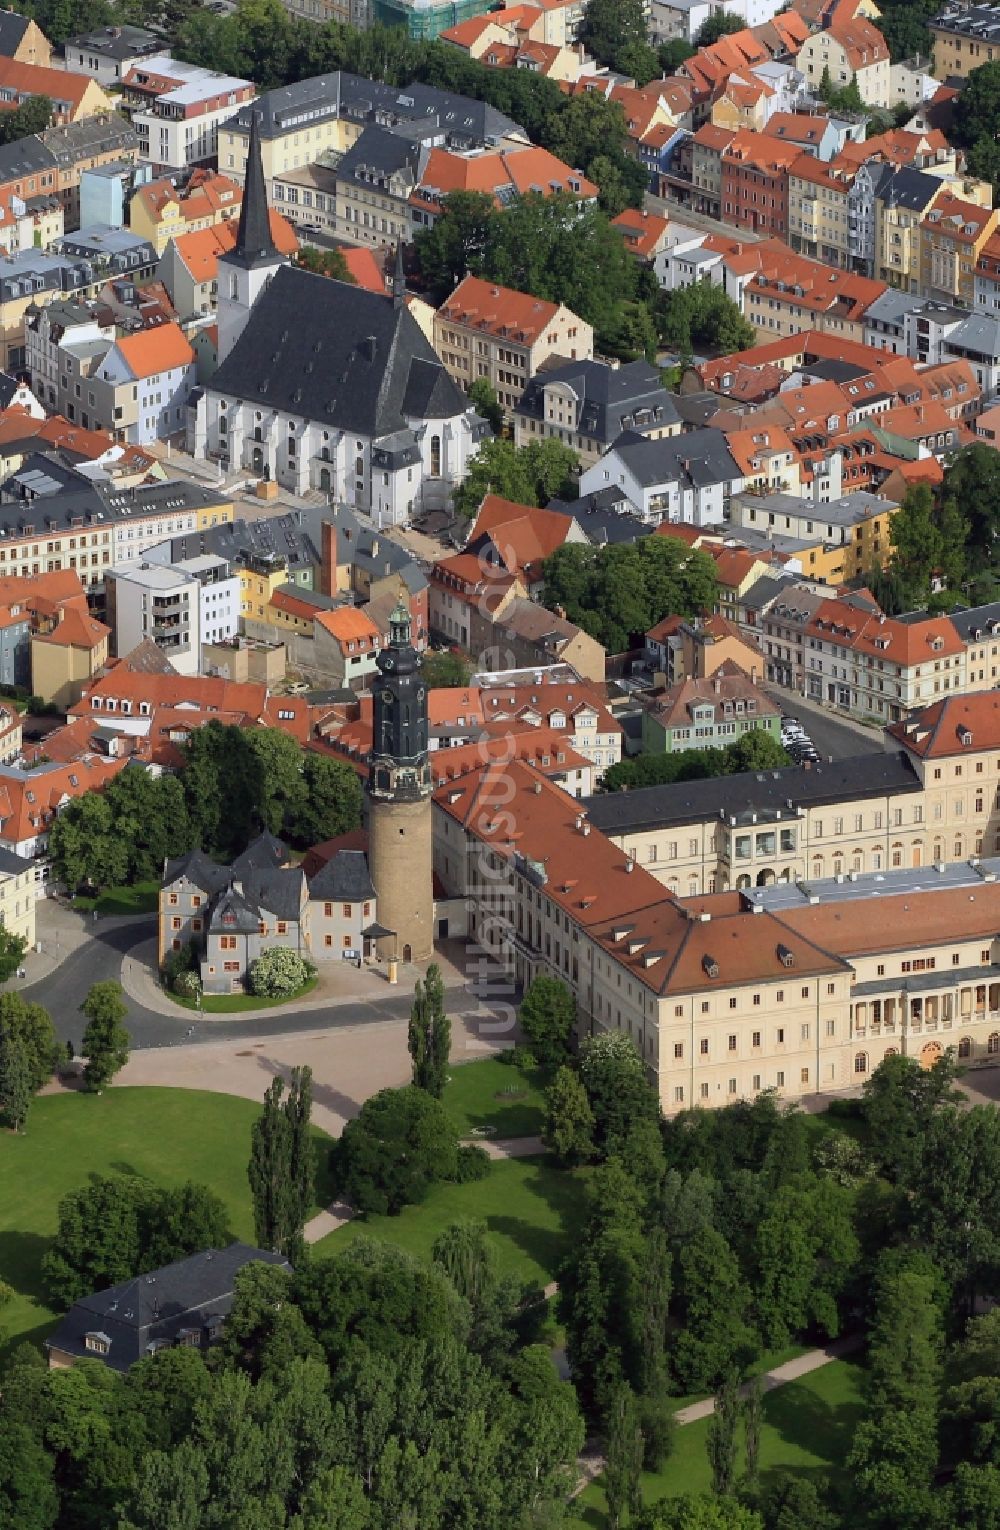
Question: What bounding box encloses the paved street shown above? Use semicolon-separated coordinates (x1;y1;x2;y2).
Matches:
769;691;888;763
22;904;520;1057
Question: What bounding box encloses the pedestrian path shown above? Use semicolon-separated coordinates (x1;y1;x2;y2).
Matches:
673;1334;864;1424
570;1333;863;1499
304;1200;354;1243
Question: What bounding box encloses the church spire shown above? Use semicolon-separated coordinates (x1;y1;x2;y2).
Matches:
231;109;278;270
392;239;405;309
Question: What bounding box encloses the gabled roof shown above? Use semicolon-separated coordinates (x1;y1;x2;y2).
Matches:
0;55;98;109
0;11;31;58
889;689;1000;759
308;848;376;901
467;494;573;574
107;322;194;381
438;274;564;345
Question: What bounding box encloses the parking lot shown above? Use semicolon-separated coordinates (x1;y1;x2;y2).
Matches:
772;694;888;764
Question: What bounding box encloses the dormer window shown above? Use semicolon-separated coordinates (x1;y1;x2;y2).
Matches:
85;1331;110;1355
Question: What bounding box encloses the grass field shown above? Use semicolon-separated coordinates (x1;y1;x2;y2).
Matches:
72;882;160;916
165;976;319;1013
443;1058;547;1140
313;1155;588;1287
570;1356;866;1527
0;1088;334;1356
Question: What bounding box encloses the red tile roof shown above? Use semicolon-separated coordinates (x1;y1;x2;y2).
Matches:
438;275;563;344
890;693;1000;758
610;208;669;259
412;145;597;213
172;210;298;282
111;322;193;380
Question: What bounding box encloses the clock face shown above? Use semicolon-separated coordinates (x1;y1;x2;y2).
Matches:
382;690;393;704
417;687;425;701
383;655;394;671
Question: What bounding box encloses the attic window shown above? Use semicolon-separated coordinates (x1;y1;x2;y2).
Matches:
960;727;973;746
85;1332;110;1355
703;954;719;980
777;944;796;969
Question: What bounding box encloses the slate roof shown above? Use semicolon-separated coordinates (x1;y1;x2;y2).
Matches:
0;477;226;542
943;312;1000;358
163;848;230;893
608;426;742;489
65;23;159;60
880;166;943;212
230;830;288;878
944;600;1000;640
230;70;521;146
548;489;653;545
237;865;305;922
0;11;30;58
335;123;421;184
208;884;261;933
45;1243;289;1372
516;358;680;445
226;109;279;273
209;265;469;437
308;848;376;902
158;502;428;594
39;113;136;166
0;132;52;183
583;751;923;835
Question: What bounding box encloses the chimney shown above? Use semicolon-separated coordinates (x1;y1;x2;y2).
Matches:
321;518;337;597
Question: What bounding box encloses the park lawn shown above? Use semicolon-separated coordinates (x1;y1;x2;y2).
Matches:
0;1087;334;1356
73;881;160;916
166;976;319;1013
313;1155;588;1288
569;1356;866;1528
443;1057;547;1140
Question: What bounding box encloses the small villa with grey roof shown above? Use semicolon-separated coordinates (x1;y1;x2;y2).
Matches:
160;830;379;993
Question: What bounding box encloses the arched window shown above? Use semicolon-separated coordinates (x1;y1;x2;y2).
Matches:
430;434;441;476
230;273;239;300
891;842;903;868
989;1033;1000;1055
884;1047;898;1059
218;414;227;435
854;1051;868;1075
959;1036;974;1059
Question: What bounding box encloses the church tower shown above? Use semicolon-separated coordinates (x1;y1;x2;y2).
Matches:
217;110;285;366
366;600;434;963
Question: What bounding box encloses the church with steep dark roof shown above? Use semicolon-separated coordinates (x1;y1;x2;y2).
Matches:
189;109;487;526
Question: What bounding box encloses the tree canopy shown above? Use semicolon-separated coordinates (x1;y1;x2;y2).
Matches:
543;538;719;653
453;436;578;521
602;731;790;790
415;190;644;341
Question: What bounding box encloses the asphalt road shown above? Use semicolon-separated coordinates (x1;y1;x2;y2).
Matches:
24;917;520;1055
770;694;888;763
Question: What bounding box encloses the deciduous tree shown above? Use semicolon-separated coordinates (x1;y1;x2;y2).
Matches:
518;974;576;1073
0;1023;32;1133
333;1085;460;1214
80;981;129;1091
543;1065;596;1166
605;1381;643;1530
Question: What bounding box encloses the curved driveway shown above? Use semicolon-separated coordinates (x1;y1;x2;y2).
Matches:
25;912;517;1055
